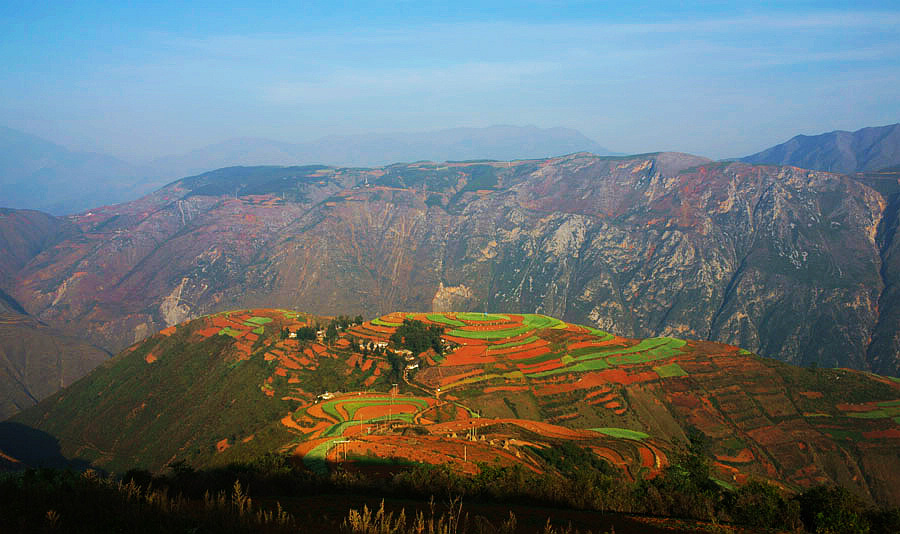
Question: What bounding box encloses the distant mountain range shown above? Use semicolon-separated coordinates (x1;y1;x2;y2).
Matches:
6;121;900;216
741;123;900;173
0;125;616;214
0;127;167;215
147;125;618;179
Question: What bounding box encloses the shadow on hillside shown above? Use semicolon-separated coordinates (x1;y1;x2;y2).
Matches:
0;421;92;471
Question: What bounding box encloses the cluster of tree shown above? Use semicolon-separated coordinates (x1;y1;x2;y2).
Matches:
332;315;365;330
279;315;365;344
281;326;319;341
389;319;444;356
325;315;365;344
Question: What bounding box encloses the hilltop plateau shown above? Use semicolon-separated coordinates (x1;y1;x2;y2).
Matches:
8;309;900;510
3;151;900;388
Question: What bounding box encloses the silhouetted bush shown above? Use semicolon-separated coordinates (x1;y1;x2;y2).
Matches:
798;485;872;534
3;454;899;533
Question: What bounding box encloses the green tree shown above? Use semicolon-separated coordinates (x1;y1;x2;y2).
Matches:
295;326;316;340
798;486;871;534
389;319;444;356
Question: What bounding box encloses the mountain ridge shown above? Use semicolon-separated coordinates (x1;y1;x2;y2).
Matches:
741;123;900;174
3;152;897;376
0;125;616;214
146;125;617;180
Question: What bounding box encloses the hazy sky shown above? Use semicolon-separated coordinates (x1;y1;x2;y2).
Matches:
2;1;899;161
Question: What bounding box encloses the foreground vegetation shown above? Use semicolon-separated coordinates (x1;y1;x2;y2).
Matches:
3;440;898;534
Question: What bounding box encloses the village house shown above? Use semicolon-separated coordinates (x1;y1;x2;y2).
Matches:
316;391;336;402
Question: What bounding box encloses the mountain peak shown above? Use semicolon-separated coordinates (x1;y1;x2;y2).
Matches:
741;123;900;174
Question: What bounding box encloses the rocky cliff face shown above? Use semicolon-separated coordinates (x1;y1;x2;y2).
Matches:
5;155;900;376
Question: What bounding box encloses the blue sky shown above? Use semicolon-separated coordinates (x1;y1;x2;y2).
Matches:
2;1;899;161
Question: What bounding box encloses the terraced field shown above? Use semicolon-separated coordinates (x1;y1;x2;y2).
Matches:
11;309;900;507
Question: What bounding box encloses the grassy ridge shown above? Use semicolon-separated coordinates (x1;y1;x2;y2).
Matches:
13;328;293;473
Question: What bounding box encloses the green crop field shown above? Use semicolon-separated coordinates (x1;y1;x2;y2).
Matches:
456;312;509;322
521;337;687;377
844;404;900;419
586;326;614;340
514;350;566;365
322;413;416;437
341;397;430;419
319;396;430;422
606;338;686;365
653;363;688;378
252;326;264;334
521;314;563;329
444;370;524;390
320;400;344;421
217;327;243;338
846;410;892;419
371;318;402;327
448;325;532;339
244;316;273;325
571;350;615;362
487;335;539;351
530;358;610;378
590;428;649;440
426;313;465;327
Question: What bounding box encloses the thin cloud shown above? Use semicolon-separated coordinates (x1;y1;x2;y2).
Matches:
262;60;559;105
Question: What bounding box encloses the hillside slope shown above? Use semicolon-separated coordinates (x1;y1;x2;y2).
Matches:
9;310;900;507
0;288;109;418
6;154;900;376
741;123;900;173
0;208;76;287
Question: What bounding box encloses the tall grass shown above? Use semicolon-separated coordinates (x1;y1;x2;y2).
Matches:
0;468;294;533
342;498;603;534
